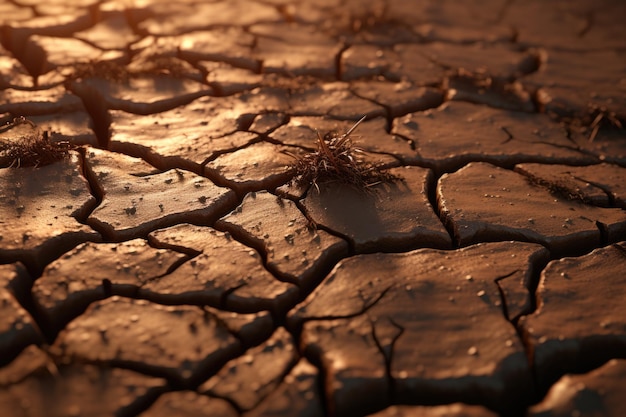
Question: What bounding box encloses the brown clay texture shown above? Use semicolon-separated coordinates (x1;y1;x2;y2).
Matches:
1;1;625;416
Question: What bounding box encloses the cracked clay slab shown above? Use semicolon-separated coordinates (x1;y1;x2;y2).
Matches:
72;11;139;50
85;148;236;240
350;81;444;119
134;0;280;36
251;22;342;78
216;191;349;290
145;223;299;314
141;391;238;417
289;241;548;416
341;44;443;84
368;403;498;417
520;242;626;393
204;142;298;194
28;110;97;147
408;0;513;46
342;41;532;85
28;35;125;72
199;327;298;411
77;73;213;115
0;84;83;115
0;345;51;387
109;94;263;171
410;42;536;81
143;357;323;417
392;101;597;173
502;0;625;51
303;166;452;253
31;239;187;334
177;26;258;71
0;264;44;366
52;296;270;385
205;64;264;95
288;82;385;120
0;362;166;417
0;153;100;270
529;359;626;417
3;4;98;39
438;162;626;256
515;162;626;209
245;358;324;417
524;49;626;122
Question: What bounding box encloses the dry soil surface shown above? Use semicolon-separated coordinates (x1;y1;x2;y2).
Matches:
1;1;625;417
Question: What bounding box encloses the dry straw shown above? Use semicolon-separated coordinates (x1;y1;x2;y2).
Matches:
289;116;400;192
0;117;75;168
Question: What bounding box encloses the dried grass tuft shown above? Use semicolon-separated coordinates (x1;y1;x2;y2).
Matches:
0;117;76;168
586;104;623;142
289;116;401;192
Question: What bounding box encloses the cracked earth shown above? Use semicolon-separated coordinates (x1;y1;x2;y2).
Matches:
1;1;625;416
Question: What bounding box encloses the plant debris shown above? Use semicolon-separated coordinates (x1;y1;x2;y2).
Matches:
0;117;77;168
586;104;623;142
553;103;625;142
289;116;401;192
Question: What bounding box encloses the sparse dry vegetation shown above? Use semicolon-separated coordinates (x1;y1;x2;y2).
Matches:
0;117;76;168
289;116;401;192
554;103;625;142
586;104;623;142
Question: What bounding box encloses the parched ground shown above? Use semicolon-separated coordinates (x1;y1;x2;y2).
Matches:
1;1;626;416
